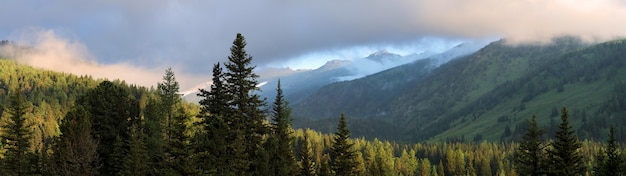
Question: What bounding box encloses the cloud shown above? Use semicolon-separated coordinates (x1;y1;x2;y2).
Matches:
1;0;625;74
414;0;626;44
0;29;207;91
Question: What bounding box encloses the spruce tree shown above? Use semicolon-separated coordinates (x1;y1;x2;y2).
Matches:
594;126;623;176
52;105;99;176
267;80;298;176
437;160;445;176
81;81;139;176
196;33;267;175
331;113;357;176
196;63;233;175
319;154;332;176
143;97;166;175
548;107;584;175
1;91;35;176
300;133;316;176
515;114;546;176
166;107;196;175
145;67;181;175
119;124;149;176
223;33;268;174
158;67;181;140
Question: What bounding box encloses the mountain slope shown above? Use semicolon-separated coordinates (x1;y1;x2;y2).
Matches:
433;39;626;142
0;58;154;150
291;37;626;142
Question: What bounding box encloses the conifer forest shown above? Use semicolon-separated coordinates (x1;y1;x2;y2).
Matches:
0;34;625;176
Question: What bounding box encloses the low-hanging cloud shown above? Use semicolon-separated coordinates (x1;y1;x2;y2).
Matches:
0;29;208;91
1;0;625;74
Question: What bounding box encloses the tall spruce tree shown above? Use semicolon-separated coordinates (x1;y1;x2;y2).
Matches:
515;114;546;176
548;107;584;175
158;67;181;140
223;33;268;174
267;80;298;176
196;63;233;175
1;91;35;176
196;33;267;175
144;67;181;175
52;105;99;176
331;113;357;176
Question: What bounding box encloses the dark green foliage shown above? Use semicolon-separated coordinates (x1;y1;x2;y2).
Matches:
119;125;149;176
51;105;99;176
195;34;268;175
299;133;316;176
165;107;196;175
158;67;181;140
195;63;232;174
223;33;268;174
196;61;234;175
548;107;584;175
1;91;36;176
267;80;298;176
331;114;357;175
515;115;546;176
80;81;140;175
108;135;127;176
594;126;624;176
142;97;166;175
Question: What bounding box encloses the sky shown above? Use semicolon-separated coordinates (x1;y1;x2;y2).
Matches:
1;0;626;91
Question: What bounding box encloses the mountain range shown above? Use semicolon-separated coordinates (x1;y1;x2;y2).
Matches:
290;37;626;142
253;40;491;106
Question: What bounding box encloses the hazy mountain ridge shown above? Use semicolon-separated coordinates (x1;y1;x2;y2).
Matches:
257;40;490;106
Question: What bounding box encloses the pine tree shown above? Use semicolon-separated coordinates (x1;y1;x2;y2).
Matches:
52;105;99;176
331;114;357;176
548;107;584;175
515;114;546;176
143;97;166;175
108;135;127;176
196;33;268;175
267;80;298;176
198;63;232;123
438;160;445;176
196;63;233;175
595;126;623;176
166;107;196;175
419;158;432;176
1;91;35;176
319;154;332;176
158;67;181;140
81;81;139;176
143;68;181;175
300;133;316;176
119;124;149;176
223;33;268;174
594;148;606;176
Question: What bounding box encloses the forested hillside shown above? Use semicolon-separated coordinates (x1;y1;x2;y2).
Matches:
1;34;625;176
0;58;153;151
293;37;626;142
